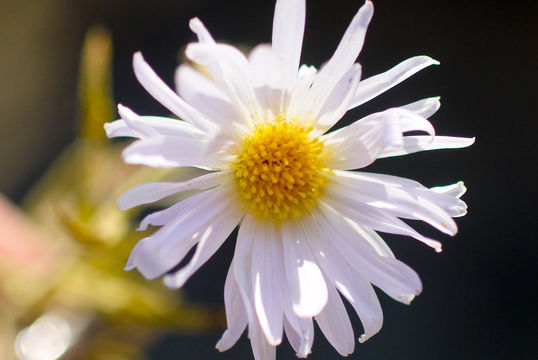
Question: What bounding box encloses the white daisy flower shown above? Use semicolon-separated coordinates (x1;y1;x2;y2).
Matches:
105;0;474;358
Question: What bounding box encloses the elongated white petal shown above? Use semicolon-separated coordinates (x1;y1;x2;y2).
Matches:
300;216;383;342
124;190;213;270
330;175;458;236
332;170;423;189
283;316;313;358
105;116;206;139
281;220;328;317
105;119;140;138
283;319;302;358
431;181;467;198
313;64;362;134
249;45;282;89
424;182;468;217
280;275;314;358
311;1;373;96
316;203;422;303
323;0;373;75
216;261;248;351
297;64;317;78
162;202;242;287
234;214;257;335
315;282;355;356
132;52;215;132
189;17;215;44
336;171;468;218
175;65;243;126
289;1;372;121
249;44;284;118
250;319;277;360
186;42;259;125
324;108;435;170
283;65;316;118
347;220;394;258
378;135;476;158
349;56;439;109
252;223;284;346
127;186;234;279
137;187;212;231
117;170;231;210
117;104;160;138
272;0;305;88
324;189;443;251
400;96;441;118
122;135;220;169
175;64;225;102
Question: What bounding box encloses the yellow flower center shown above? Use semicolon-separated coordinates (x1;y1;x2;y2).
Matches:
232;117;330;222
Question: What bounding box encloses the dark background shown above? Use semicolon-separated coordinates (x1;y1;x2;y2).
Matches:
0;0;536;359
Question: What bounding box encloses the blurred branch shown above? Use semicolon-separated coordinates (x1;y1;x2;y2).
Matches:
1;25;222;360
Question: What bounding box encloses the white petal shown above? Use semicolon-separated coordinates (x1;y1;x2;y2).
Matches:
252;223;284;346
127;186;234;279
163;202;243;288
316;203;422;304
117;104;160;137
249;44;284;118
347;220;394;258
332;170;423;189
234;214;257;334
426;182;468;217
312;64;362;134
430;181;467;198
281;220;328;317
137;186;213;231
323;0;373;73
187;17;251;141
297;64;317;78
283;316;313;358
132;52;215;132
272;0;306;88
378;135;476;158
324;188;443;252
399;96;441;118
280;273;314;358
121;134;224;169
249;45;282;89
311;1;373;95
124;236;150;271
174;65;245;136
324;108;435;170
117;170;231;210
300;215;383;342
105;116;206;139
175;64;224;101
289;1;373;121
125;189;214;271
330;174;458;236
315;282;355;356
250;319;277;360
216;261;248;351
337;171;468;218
186;42;259;126
283;65;316;119
189;17;215;44
349;56;439;109
105;119;140;138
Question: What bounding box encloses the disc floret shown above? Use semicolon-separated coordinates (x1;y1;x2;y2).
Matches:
232;117;330;222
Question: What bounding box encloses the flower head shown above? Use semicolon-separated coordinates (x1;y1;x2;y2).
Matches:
105;0;474;358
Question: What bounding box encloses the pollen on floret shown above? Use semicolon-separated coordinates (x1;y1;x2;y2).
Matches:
232;116;330;223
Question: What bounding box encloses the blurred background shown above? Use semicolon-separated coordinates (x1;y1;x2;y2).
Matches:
0;0;535;359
